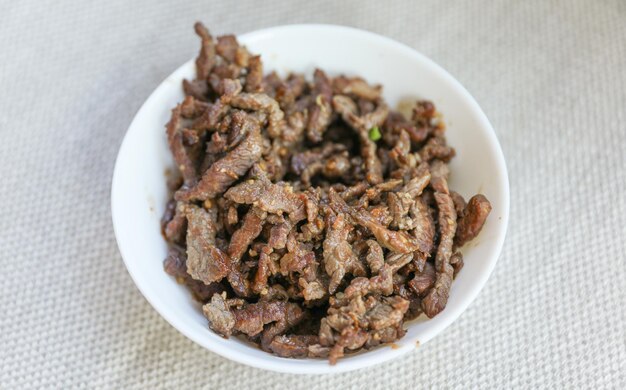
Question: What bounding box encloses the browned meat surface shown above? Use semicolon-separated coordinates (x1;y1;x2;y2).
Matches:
184;205;230;284
163;246;225;302
306;69;334;143
245;55;263;93
328;190;421;254
455;194;492;247
162;22;492;364
268;335;320;358
176;122;263;201
166;105;198;186
227;207;266;263
203;295;304;339
225;169;306;222
193;22;216;80
323;212;366;293
422;189;457;318
408;261;436;296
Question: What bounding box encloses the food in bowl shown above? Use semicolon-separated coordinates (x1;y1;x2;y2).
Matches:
160;23;492;364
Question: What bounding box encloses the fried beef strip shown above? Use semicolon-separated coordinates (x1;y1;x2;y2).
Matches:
455;194;492;247
224;167;306;222
328;189;421;254
176;120;263;201
421;164;457;318
184;205;230;284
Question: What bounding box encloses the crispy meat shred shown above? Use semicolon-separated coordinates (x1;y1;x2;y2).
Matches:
162;22;492;364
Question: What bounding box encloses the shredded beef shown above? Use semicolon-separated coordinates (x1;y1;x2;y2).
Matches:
176;119;263;201
162;22;493;364
269;335;320;358
184;205;230;284
455;194;492;248
306;69;334;143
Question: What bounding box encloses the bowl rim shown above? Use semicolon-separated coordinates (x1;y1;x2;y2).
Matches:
111;23;510;374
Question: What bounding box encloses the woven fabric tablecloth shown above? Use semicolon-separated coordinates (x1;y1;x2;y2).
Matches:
1;1;625;388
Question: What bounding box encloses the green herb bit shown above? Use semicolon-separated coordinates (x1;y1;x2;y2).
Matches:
368;126;381;141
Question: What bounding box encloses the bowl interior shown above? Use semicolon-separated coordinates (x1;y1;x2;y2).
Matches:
111;25;509;374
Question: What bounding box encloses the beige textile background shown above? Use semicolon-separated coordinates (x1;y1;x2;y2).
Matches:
1;0;625;388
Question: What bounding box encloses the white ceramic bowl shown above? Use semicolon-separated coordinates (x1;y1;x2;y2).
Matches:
111;24;509;374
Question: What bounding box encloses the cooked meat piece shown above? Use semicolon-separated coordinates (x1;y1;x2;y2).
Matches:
161;199;177;230
333;76;382;101
261;71;282;96
412;100;437;125
323;212;366;293
216;78;243;101
163;246;224;302
368;205;393;226
307;69;334;143
302;188;321;223
166;105;198;186
402;163;431;197
230;93;285;138
280;234;316;275
235;46;250;67
308;344;331;358
181;128;200;146
328;328;369;364
323;154;351;178
410;197;436;254
388;191;415;230
429;159;450;194
228;300;303;337
450;251;464;278
193;22;216;80
183;79;210;101
260;302;306;347
190;100;229;131
329;189;420;254
340;181;369;200
291;143;346;175
245;55;263;93
202;293;237;337
364;239;384;274
225;110;253;149
184;205;230;284
259;284;291;301
225;168;306;222
276;74;307;111
384;110;429;143
268;335;320;358
408;261;436;296
332;95;385;184
227;207;266;263
422;189;457;318
365;296;409;330
251;246;278;294
420;136;456;162
176;123;263;201
450;191;467;217
385;252;414;272
227;263;252;297
268;220;291;250
455;194;492;247
299;276;327;302
179;95;210;119
389;129;411;167
216;35;239;63
163;201;187;244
